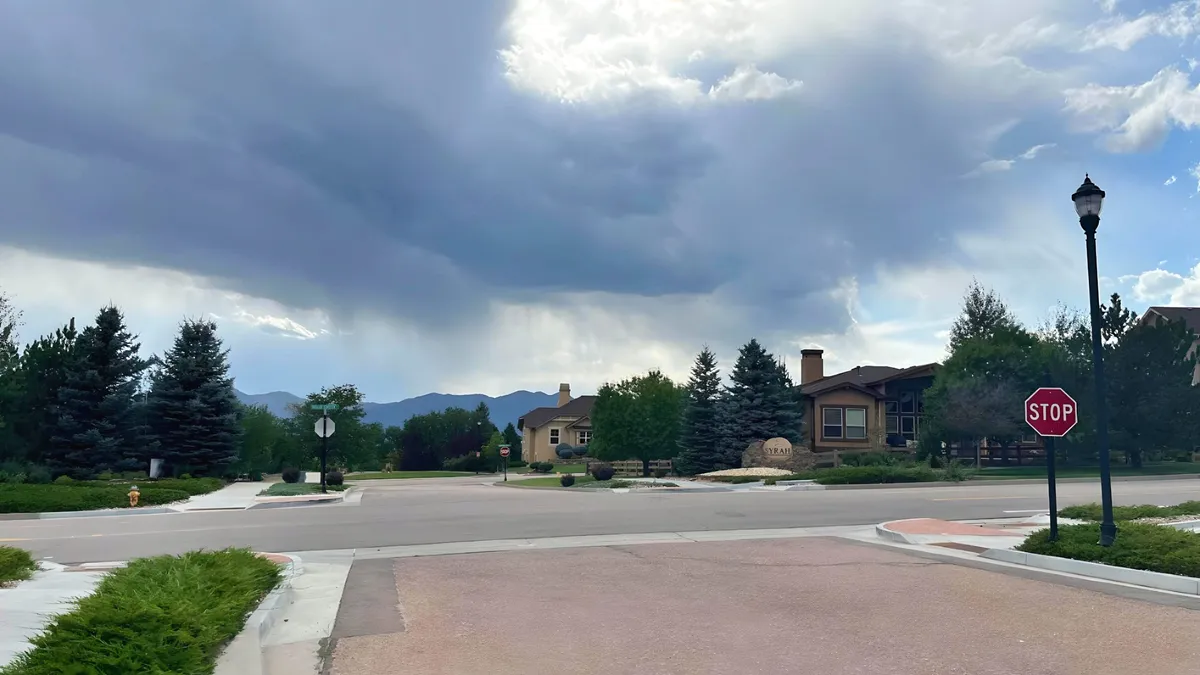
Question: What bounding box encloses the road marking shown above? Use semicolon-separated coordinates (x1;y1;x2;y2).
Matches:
929;496;1033;502
1003;509;1048;513
0;538;29;542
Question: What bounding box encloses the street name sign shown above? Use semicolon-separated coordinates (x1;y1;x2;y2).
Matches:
311;404;339;412
1025;387;1078;437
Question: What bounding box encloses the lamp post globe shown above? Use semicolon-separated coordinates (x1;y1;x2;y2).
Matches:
1071;174;1117;546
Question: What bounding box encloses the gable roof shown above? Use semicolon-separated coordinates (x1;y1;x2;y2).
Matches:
518;395;598;431
1144;306;1200;334
800;363;939;397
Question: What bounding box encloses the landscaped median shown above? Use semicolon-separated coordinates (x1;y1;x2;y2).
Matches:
0;548;281;674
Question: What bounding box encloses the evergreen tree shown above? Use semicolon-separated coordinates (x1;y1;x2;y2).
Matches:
718;339;800;467
501;422;523;461
676;346;725;474
0;290;23;461
48;306;149;477
16;319;79;464
148;319;240;476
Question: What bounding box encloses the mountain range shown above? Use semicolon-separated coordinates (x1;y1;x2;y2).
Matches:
233;388;561;431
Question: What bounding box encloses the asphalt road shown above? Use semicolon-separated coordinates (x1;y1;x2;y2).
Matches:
3;476;1199;563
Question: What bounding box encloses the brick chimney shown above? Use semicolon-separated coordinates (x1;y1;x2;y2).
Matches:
800;349;824;385
557;383;571;407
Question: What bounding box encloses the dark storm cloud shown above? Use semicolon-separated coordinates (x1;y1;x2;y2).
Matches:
0;2;1035;335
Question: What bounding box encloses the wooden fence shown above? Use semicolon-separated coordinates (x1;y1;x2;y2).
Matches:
607;460;673;477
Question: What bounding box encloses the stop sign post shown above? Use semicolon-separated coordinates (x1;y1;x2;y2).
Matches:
499;445;511;482
1026;387;1077;541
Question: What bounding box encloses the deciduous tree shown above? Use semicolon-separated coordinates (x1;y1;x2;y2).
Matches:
591;370;686;476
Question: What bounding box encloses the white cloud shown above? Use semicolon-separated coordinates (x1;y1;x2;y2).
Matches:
1192;161;1200;191
1019;143;1056;159
1082;0;1200;51
1166;175;1178;185
708;64;802;101
966;143;1056;176
498;0;1068;104
1064;66;1200;152
1126;264;1200;304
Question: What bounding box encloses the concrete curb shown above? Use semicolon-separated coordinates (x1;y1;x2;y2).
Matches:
248;490;352;510
1167;519;1200;531
981;548;1200;595
214;554;305;675
874;521;919;545
819;474;1199;490
0;507;174;521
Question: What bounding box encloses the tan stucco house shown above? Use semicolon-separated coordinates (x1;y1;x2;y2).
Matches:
517;383;596;464
1139;306;1200;386
798;349;939;453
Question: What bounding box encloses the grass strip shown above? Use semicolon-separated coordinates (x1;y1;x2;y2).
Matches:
1058;500;1200;522
0;546;37;586
344;471;472;480
512;475;597;488
1;548;281;675
1018;522;1200;578
259;482;348;496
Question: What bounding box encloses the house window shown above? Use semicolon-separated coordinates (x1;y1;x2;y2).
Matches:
901;416;916;440
900;392;916;414
823;407;868;440
822;408;843;439
549;428;560;445
886;415;899;435
845;408;867;439
885;401;898;415
577;430;592;445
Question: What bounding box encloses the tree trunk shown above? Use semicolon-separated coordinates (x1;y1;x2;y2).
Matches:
1130;448;1143;469
642;458;650;477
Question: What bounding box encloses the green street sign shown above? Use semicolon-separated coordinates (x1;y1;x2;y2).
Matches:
310;403;339;412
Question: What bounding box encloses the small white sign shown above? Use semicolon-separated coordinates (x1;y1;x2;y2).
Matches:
314;418;336;438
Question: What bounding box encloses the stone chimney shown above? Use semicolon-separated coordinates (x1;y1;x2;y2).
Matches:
557;383;571;407
800;349;824;385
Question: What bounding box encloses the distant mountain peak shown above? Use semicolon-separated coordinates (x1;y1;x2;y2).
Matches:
233;388;563;430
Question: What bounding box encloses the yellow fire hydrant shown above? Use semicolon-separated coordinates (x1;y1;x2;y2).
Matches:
128;485;140;507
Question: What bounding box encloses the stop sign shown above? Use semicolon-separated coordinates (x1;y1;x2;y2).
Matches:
1025;387;1078;437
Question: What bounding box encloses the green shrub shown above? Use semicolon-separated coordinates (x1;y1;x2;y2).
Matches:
764;478;778;486
281;467;301;484
527;461;553;474
96;471;117;481
179;473;193;480
0;546;37;586
707;475;768;484
560;474;576;487
1018;522;1200;578
0;485;190;514
1;549;280;674
249;471;264;482
590;463;615;481
146;477;224;496
25;466;52;484
653;468;668;479
1059;501;1200;522
3;472;26;485
444;453;492;472
609;479;632;488
940;460;975;483
326;471;345;486
52;475;74;485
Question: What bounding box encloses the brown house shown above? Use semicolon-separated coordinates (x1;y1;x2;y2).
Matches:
1139;306;1200;386
798;349;939;453
517;383;597;463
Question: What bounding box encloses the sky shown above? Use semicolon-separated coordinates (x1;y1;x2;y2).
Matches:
1;0;1199;402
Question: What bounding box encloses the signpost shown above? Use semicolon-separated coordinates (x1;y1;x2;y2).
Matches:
312;409;337;493
1025;387;1078;541
499;445;511;482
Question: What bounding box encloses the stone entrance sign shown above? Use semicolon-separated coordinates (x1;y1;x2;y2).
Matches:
762;437;793;457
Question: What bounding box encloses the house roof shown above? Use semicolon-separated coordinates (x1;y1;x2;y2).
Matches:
800;363;939;397
1144;306;1200;334
517;395;598;431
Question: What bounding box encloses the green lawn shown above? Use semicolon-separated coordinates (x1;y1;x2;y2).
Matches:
345;471;473;480
259;482;349;496
976;462;1200;479
512;475;597;488
512;463;588;475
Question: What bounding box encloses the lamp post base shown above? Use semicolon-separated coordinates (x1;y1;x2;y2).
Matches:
1099;520;1118;547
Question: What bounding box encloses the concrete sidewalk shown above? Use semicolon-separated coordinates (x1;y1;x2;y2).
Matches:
170;481;272;511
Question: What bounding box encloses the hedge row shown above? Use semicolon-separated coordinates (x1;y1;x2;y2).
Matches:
0;485;191;514
1018;522;1200;578
1058;501;1200;522
55;477;225;496
1;549;281;674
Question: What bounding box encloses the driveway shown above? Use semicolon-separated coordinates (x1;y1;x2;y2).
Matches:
328;537;1200;674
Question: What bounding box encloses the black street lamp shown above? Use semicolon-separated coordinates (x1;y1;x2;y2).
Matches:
1071;175;1117;546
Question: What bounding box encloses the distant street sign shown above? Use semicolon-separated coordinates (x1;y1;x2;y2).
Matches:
314;418;336;438
499;445;511;458
311;403;339;412
1025;388;1078;438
